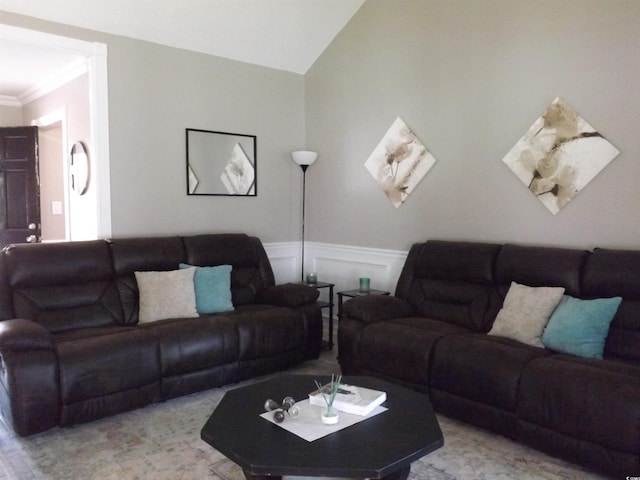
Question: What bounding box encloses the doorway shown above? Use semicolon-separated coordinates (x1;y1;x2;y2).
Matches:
37;118;68;242
0;126;40;247
0;24;112;240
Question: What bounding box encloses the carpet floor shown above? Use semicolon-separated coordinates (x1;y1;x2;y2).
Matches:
0;350;606;480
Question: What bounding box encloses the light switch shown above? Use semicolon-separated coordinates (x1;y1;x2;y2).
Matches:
52;201;63;215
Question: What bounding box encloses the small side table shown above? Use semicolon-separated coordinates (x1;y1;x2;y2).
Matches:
297;281;335;350
337;288;390;320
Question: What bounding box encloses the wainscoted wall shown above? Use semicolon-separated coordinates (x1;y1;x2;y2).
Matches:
264;241;408;317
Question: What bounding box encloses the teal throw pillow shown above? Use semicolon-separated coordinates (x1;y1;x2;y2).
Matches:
541;295;622;359
180;264;234;314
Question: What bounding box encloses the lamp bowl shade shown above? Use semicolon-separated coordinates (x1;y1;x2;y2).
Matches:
291;150;318;166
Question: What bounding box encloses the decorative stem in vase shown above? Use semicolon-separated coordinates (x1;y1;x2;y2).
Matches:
315;374;342;424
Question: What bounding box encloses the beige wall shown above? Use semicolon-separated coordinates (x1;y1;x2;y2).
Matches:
305;0;640;251
0;105;22;126
1;11;306;243
4;1;639;251
104;37;305;240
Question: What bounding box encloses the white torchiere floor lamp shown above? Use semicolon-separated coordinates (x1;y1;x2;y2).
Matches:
291;150;318;281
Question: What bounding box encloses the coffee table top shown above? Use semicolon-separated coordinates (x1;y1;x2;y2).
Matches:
201;374;443;479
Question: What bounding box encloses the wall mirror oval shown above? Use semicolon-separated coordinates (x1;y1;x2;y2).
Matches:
70;141;90;195
186;128;257;196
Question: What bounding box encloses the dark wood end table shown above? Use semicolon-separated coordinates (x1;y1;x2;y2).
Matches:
201;374;443;480
296;281;335;350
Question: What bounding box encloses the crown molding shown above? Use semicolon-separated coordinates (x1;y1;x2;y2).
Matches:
0;95;21;107
18;57;88;106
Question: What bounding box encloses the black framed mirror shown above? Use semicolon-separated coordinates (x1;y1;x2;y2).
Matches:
70;141;90;195
186;128;257;196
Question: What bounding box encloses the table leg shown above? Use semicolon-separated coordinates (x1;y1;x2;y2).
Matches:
381;464;411;480
243;470;282;480
328;284;334;349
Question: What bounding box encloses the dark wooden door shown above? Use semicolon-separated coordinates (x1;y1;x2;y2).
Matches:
0;126;41;248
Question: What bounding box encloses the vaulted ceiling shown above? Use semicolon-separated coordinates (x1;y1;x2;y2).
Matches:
0;0;365;102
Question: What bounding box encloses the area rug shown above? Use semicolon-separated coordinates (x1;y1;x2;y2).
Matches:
0;351;605;480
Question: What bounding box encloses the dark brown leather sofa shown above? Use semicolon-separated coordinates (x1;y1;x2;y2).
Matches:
339;240;640;478
0;233;322;437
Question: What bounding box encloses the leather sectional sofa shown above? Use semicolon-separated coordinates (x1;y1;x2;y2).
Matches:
0;233;322;437
339;240;640;478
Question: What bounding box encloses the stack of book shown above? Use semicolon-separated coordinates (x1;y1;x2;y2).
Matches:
309;383;386;416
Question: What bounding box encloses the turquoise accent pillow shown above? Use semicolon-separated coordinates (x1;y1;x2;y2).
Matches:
180;264;234;314
541;295;622;359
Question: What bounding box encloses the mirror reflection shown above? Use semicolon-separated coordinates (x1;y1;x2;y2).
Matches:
186;128;257;196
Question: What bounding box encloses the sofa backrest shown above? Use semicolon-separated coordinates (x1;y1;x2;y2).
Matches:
492;243;589;325
109;236;186;325
493;244;588;299
582;248;640;362
394;240;640;361
0;240;123;332
395;240;501;332
108;233;276;323
0;233;277;329
182;234;275;305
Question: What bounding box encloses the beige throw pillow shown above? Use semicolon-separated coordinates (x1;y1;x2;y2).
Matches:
135;268;199;323
488;281;565;347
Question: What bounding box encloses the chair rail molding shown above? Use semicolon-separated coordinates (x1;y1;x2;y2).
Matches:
264;241;408;308
263;242;299;284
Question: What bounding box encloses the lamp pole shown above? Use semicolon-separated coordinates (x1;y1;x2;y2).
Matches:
300;164;309;282
291;151;318;282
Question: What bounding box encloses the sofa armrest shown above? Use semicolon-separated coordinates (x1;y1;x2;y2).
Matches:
255;283;320;308
343;295;415;324
0;319;60;436
0;319;54;351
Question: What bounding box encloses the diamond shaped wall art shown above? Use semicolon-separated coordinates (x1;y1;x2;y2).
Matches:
220;143;255;195
502;97;619;215
365;117;436;208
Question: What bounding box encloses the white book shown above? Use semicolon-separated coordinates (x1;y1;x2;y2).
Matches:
308;383;387;416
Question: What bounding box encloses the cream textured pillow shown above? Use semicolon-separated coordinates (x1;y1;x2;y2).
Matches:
488;282;565;347
135;268;199;324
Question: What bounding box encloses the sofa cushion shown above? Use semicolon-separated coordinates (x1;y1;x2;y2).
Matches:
140;316;239;377
488;282;565;347
3;241;123;332
56;328;160;404
541;295;621;359
394;241;501;332
518;355;640;457
180;263;234;314
431;333;549;413
357;317;467;386
135;269;198;323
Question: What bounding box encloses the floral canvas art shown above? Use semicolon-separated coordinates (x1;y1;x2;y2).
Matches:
502;97;619;215
220;143;255;195
365;117;436;208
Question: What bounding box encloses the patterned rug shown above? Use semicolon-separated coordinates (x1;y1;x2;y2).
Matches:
0;351;605;480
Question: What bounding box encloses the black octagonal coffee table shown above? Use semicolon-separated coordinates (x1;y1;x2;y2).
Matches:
201;374;443;480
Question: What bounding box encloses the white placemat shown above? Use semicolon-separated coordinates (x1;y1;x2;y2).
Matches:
259;399;387;442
